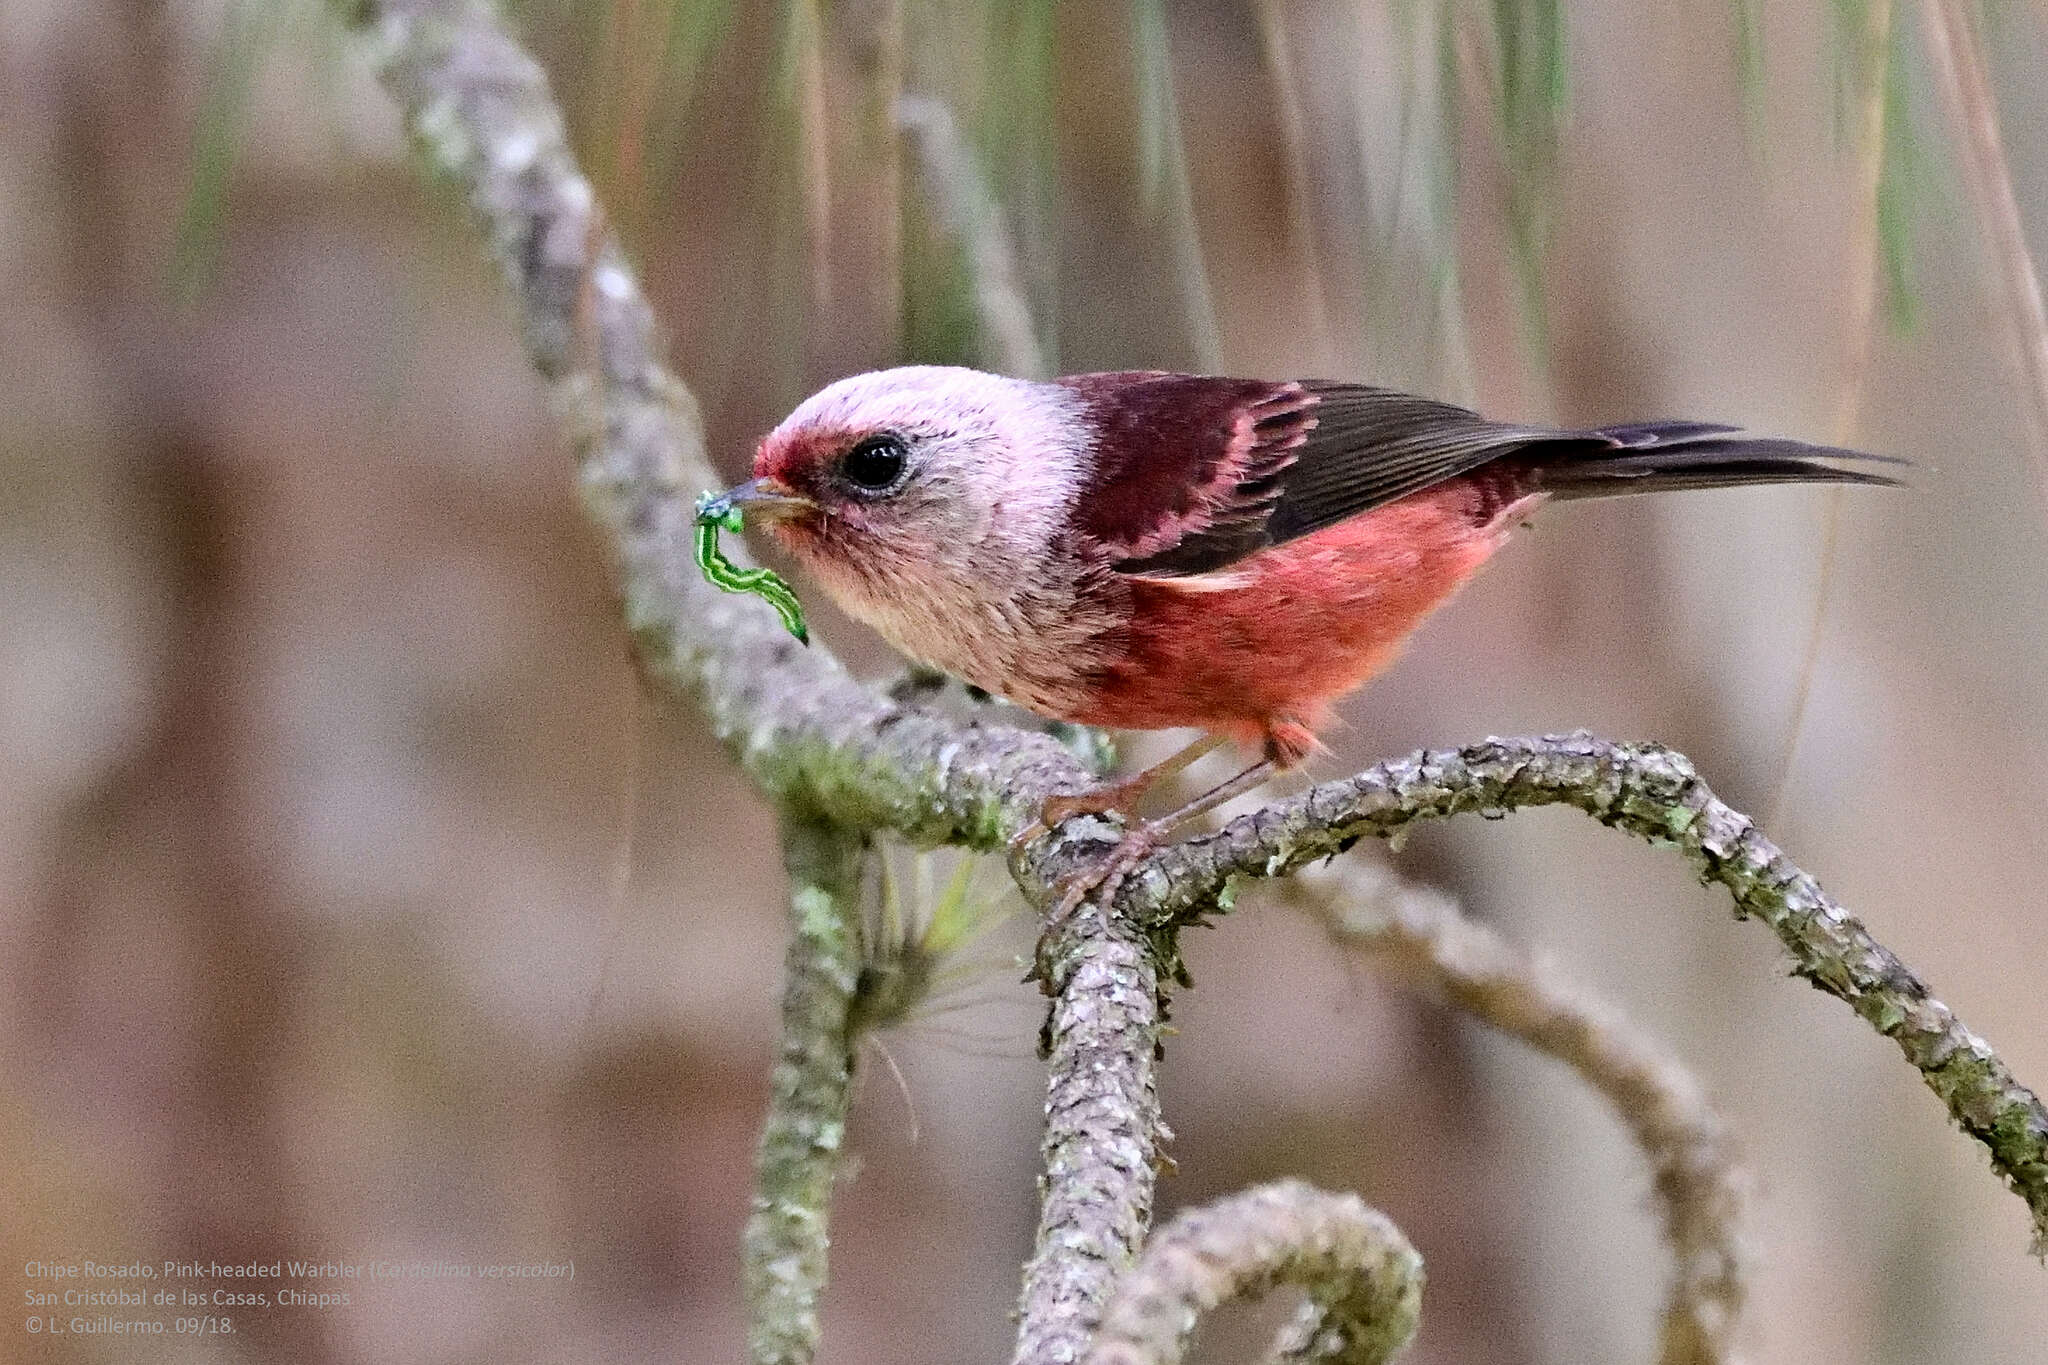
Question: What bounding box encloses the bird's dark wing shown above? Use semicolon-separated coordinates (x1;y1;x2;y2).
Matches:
1056;372;1321;563
1059;375;1899;578
1059;374;1556;577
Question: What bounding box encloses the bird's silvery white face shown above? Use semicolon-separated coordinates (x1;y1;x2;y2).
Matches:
762;366;1085;559
744;366;1120;710
753;366;1094;598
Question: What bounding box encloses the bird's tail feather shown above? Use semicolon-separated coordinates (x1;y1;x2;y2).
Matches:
1527;423;1907;500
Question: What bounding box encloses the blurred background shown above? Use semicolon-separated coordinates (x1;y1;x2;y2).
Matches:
4;0;2047;1361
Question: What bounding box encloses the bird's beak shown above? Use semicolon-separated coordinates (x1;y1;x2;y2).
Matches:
716;476;815;521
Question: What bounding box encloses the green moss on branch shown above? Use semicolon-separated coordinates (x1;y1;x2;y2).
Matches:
742;819;866;1365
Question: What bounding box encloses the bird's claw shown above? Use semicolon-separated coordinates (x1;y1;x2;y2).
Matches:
1024;814;1173;988
1039;787;1128;827
1007;816;1051;859
1047;822;1162;924
1008;782;1139;859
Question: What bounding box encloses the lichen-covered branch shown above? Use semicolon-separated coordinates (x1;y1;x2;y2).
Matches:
1288;863;1747;1365
742;819;866;1365
1013;894;1164;1365
1123;733;2048;1254
1083;1180;1423;1365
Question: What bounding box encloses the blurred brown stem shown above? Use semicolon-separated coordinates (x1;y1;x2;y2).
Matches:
1131;0;1225;372
1288;863;1747;1365
1767;0;1893;830
1921;0;2048;490
793;0;834;317
1252;0;1335;364
897;94;1050;379
825;0;904;367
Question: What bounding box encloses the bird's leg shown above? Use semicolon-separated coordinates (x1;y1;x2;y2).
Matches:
1043;732;1227;823
1009;733;1227;854
1143;756;1280;831
1048;756;1277;919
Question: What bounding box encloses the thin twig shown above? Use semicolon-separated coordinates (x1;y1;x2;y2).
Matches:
864;0;904;353
1287;863;1747;1365
1083;1179;1423;1365
742;818;867;1365
1114;732;2048;1255
829;0;904;360
1131;0;1225;371
896;94;1050;379
1921;0;2048;494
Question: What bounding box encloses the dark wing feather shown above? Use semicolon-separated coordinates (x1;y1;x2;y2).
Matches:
1254;383;1559;548
1079;379;1559;577
1061;375;1900;579
1058;372;1321;562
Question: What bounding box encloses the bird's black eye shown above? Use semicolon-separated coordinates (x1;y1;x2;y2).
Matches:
839;434;909;495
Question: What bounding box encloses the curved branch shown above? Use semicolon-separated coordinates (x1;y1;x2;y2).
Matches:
743;820;867;1365
1122;732;2048;1254
1288;863;1747;1364
1083;1180;1423;1365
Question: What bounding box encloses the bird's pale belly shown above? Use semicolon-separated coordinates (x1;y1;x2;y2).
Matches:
841;561;1125;721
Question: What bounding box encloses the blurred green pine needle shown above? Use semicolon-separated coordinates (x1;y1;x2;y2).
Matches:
172;0;280;301
177;0;1985;352
850;846;1016;1036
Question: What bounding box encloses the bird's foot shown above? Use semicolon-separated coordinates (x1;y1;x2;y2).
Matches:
1019;750;1278;928
1009;734;1231;858
1047;820;1164;923
1005;774;1152;859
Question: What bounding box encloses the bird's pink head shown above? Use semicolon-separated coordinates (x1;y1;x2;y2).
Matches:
738;366;1092;612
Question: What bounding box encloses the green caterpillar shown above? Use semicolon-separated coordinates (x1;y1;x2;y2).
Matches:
692;492;810;645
